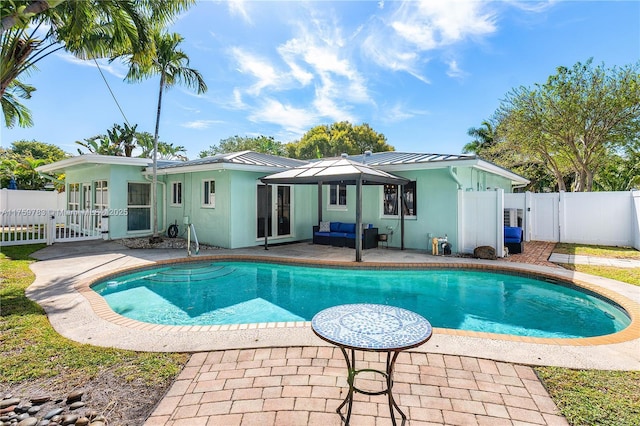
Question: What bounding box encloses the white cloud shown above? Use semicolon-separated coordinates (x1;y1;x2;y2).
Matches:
229;8;373;132
181;120;222;129
249;98;317;135
227;0;252;24
231;47;284;95
446;59;467;78
378;103;430;124
362;0;498;81
393;1;497;49
58;53;127;79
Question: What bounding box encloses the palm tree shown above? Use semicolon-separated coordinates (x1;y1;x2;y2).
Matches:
126;31;207;241
1;0;195;127
137;131;188;161
463;120;496;155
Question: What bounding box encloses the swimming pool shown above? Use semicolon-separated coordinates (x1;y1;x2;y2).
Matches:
91;261;631;339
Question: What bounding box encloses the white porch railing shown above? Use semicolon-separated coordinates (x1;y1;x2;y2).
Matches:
1;209;105;246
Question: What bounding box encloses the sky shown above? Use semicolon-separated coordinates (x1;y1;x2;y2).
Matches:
1;0;639;159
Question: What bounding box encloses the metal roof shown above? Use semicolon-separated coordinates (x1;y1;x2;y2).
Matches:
261;158;409;186
346;151;476;165
157;151;307;170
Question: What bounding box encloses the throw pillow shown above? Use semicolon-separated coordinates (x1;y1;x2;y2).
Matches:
319;221;331;232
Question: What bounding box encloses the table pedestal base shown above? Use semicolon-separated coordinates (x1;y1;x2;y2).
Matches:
336;347;405;426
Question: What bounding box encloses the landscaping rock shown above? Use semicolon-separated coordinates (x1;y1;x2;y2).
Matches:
0;393;110;426
17;417;38;426
0;398;21;409
474;245;497;260
65;391;83;405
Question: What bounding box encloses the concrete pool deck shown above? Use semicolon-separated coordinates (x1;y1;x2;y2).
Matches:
27;240;639;370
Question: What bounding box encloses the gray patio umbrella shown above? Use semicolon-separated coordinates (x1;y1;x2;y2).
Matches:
261;157;409;262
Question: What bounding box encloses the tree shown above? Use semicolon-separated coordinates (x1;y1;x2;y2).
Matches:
137;131;187;161
1;0;195;128
0;140;68;189
593;139;640;191
495;59;640;192
199;135;285;157
75;123;137;156
463;120;496;155
286;121;394;160
125;30;207;241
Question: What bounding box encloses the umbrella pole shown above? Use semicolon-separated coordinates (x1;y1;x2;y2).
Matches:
264;183;269;250
355;178;362;262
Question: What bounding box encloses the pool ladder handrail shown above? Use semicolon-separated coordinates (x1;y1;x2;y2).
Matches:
187;223;200;256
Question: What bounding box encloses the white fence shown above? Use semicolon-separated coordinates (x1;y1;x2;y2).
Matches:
505;190;640;250
0;188;65;212
0;209;105;246
459;190;640;256
458;189;505;256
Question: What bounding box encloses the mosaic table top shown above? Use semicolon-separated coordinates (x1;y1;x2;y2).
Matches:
311;304;432;351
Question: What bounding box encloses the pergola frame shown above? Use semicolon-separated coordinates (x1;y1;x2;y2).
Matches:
261;158;409;262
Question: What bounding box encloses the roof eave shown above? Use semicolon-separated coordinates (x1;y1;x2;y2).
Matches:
36;155;152;173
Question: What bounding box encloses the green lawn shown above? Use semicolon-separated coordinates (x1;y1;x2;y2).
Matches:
554;242;640;259
534;243;640;426
0;244;188;387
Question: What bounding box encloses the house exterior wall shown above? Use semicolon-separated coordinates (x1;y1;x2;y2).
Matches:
54;159;521;251
64;164;160;240
161;170;319;249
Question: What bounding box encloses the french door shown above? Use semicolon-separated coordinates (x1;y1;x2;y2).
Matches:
257;185;291;239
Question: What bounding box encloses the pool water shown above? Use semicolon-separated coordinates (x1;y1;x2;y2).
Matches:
92;261;631;338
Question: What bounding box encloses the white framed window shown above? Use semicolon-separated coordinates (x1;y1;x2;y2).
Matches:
68;183;80;225
171;181;182;206
202;179;215;208
127;182;151;231
94;180;108;212
328;184;347;210
382;182;417;217
93;180;108;228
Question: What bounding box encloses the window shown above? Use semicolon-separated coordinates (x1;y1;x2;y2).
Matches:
203;179;215;207
93;180;108;228
94;181;108;212
328;184;347;209
68;183;80;225
383;184;398;215
403;181;417;216
127;183;150;231
171;182;182;205
382;182;417;217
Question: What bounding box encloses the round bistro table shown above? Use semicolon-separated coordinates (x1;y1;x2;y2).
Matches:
311;304;433;426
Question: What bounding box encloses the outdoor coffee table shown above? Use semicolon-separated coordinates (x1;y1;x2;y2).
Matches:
311;304;432;425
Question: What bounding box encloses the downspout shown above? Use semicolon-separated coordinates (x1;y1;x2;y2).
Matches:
448;166;463;190
144;173;166;234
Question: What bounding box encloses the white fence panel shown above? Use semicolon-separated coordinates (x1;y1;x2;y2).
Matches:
0;209;104;246
561;192;633;247
0;189;65;219
459;189;504;256
502;191;638;248
0;210;48;246
529;193;559;242
632;191;640;250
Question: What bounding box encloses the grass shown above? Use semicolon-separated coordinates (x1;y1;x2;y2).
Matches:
534;243;640;426
554;242;640;259
0;244;188;388
559;263;640;286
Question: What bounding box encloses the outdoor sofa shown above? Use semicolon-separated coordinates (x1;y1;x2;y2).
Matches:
504;226;524;254
313;221;379;249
